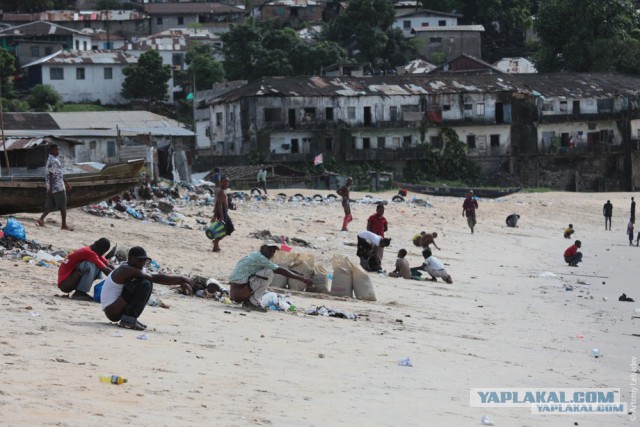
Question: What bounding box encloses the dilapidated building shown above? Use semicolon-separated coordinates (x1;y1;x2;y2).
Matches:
202;73;640;191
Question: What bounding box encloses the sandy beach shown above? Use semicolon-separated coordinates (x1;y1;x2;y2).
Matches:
0;188;638;426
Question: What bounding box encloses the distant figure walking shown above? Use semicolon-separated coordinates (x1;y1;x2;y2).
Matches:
37;144;73;231
256;166;267;194
337;177;353;231
462;190;478;233
631;197;636;224
505;214;520;228
603;200;613;230
211;177;235;252
628;220;635;246
564;240;582;267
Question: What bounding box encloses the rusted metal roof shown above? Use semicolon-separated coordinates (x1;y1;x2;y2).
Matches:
0;20;85;36
36;50;138;66
412;25;485;32
0;136;82;151
145;2;245;15
1;10;148;22
3;113;60;130
263;0;319;7
209;73;640;105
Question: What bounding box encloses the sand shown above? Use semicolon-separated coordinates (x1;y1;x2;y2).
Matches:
0;189;638;426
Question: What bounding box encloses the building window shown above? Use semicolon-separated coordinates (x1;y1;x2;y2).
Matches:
464;103;473;111
30;46;40;57
490;134;500;147
559;101;568;113
476;103;485;116
76;68;85;80
347;106;356;120
44;47;53;55
50;67;64;80
442;105;451;111
438;20;446;26
390;106;398;121
467;135;476;148
377;137;385;148
597;98;614;113
264;108;281;122
172;53;183;67
303;107;316;121
351;136;357;149
89;141;96;150
216;112;223;126
325;107;334;121
84;21;91;28
75;40;80;50
403;136;412;147
430;135;442;148
104;67;113;79
542;102;554;112
421;22;429;27
83;41;87;50
107;140;116;157
363;137;371;149
429;37;442;44
157;17;163;25
177;16;184;25
325;137;333;151
403;20;411;29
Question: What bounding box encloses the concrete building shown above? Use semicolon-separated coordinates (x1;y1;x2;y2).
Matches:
392;9;461;38
144;2;245;35
411;25;484;64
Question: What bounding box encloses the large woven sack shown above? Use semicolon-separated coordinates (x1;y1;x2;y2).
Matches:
270;250;293;288
330;255;353;297
287;253;315;291
350;260;377;301
308;264;330;294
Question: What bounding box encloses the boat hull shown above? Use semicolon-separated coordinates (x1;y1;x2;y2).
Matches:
397;182;521;199
0;159;145;215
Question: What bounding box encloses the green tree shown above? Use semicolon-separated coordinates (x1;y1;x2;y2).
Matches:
324;0;416;68
185;43;225;91
0;0;73;12
0;47;17;99
3;98;30;112
121;50;171;104
533;0;639;72
26;84;63;112
96;0;122;9
439;128;477;180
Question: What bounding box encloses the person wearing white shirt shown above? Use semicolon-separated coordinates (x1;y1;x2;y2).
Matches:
356;230;391;272
413;248;453;283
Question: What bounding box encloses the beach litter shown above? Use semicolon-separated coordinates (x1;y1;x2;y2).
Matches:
398;357;413;367
480;415;495;425
590;348;601;358
306;306;357;320
619;293;635;302
136;334;149;340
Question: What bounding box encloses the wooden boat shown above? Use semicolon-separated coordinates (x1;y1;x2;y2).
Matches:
396;182;521;199
0;159;145;215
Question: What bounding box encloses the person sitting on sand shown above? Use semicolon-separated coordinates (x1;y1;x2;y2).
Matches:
357;230;392;272
412;231;441;250
563;224;575;239
506;214;520;228
228;240;313;312
57;237;114;301
388;249;411;279
101;246;193;330
412;248;453;283
563;240;583;267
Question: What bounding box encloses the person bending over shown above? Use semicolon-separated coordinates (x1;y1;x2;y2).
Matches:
58;237;114;301
564;240;583;267
412;248;453;283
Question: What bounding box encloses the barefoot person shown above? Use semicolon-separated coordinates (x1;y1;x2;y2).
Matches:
211;176;235;252
563;240;583;267
412;248;453;283
356;230;392;272
228;240;313;312
388;249;411;279
58;237;114;301
37;144;73;230
101;246;193;330
337;177;353;231
462;190;478;234
412;231;441;250
367;203;388;260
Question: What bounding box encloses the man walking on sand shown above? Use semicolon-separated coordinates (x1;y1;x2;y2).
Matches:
337;177;353;231
37;144;73;230
603;200;613;230
631;197;636;224
211;177;235;252
462;190;478;233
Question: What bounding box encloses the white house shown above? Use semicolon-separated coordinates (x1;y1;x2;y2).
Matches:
493;57;537;74
22;50;139;105
392;9;461;38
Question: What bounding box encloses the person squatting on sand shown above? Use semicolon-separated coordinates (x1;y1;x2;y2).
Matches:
337;177;353;231
564;224;575;239
367;203;388;260
101;246;193;330
462;190;478;234
37;144;73;231
356;230;391;272
227;240;313;312
506;214;520;228
564;240;583;267
388;249;411;279
412;231;440;250
412;248;453;283
57;237;114;301
211;177;235;252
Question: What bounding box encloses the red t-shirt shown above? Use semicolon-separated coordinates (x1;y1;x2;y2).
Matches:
463;197;478;217
564;245;578;258
367;214;388;237
57;246;107;286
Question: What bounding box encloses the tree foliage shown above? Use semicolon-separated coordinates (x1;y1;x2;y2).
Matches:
533;0;639;72
121;50;171;104
221;20;349;80
26;84;63;112
96;0;122;9
0;0;73;12
323;0;416;68
185;43;225;91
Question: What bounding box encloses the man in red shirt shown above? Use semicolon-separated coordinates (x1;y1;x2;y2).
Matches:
462;190;479;233
58;237;114;301
563;240;582;267
367;203;389;260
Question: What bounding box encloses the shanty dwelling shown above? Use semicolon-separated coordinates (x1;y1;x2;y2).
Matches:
204;73;640;190
21;50;139;105
493;57;537;74
260;0;324;26
411;25;484;63
392;9;461;38
2;111;196;183
144;2;246;35
0;10;150;41
0;21;92;67
0;135;81;177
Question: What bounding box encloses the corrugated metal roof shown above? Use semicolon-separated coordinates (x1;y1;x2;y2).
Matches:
1;10;148;22
264;0;318;7
0;20;85;36
4;113;60;130
34;50;138;66
49;111;185;130
145;2;245;15
128;28;220;52
412;25;485;32
0;135;82;151
209;73;640;105
401;59;436;75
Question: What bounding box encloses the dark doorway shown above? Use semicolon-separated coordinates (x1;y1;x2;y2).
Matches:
495;102;504;123
291;139;299;153
573;100;580;114
363;138;371;149
326;107;334;121
288;109;296;128
364;107;372;126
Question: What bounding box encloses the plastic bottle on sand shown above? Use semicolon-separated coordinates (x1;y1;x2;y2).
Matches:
99;375;128;385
